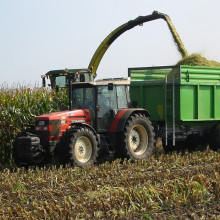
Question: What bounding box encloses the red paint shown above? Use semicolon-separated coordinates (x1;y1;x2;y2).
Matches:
36;109;90;121
35;109;91;140
109;109;128;132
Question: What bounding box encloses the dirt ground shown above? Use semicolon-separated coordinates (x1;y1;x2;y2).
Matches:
150;200;220;220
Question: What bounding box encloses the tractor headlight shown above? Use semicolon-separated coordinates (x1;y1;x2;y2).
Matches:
35;125;48;131
35;126;41;131
42;126;48;131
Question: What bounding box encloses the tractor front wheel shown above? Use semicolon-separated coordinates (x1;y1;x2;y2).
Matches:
56;127;100;167
13;129;47;167
116;113;155;160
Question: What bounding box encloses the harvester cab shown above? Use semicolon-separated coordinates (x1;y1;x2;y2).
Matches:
41;68;94;90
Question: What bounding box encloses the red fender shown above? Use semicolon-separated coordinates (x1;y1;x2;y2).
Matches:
109;108;150;133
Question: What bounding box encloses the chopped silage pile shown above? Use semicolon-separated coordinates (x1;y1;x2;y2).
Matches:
177;53;220;67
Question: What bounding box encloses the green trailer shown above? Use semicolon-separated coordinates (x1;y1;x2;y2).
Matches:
129;65;220;150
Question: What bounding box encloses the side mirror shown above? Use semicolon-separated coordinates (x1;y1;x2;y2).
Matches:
42;76;46;87
108;83;113;90
132;101;138;108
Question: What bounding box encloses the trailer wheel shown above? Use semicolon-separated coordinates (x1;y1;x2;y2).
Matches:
162;139;186;152
210;124;220;151
56;127;100;167
116;114;155;160
186;134;207;152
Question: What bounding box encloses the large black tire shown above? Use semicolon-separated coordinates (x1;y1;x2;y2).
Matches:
186;134;207;152
116;113;155;160
13;129;47;167
56;127;100;167
162;139;186;153
209;124;220;151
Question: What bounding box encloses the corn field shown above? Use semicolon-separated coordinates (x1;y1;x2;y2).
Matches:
0;84;68;165
0;84;220;219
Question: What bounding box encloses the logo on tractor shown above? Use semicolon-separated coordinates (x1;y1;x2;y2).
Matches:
72;120;86;123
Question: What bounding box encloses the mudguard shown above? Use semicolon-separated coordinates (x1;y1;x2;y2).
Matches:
109;108;150;133
70;123;98;138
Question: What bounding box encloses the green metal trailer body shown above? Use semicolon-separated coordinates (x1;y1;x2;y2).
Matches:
129;65;220;123
129;65;220;147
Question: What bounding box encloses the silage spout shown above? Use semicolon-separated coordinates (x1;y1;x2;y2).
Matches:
88;11;188;79
161;13;188;58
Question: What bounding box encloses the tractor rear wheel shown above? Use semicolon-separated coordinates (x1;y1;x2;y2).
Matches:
116;113;155;160
56;127;100;167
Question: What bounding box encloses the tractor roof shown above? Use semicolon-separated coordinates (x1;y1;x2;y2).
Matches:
72;77;130;87
45;68;91;77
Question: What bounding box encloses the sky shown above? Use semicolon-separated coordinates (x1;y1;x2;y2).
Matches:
1;0;220;86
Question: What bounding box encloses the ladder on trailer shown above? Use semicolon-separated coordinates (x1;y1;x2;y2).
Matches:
165;75;176;146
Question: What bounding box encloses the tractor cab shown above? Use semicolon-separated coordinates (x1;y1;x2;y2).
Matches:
70;78;130;132
42;68;94;90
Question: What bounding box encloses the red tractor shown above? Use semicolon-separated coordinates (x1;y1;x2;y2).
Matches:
13;78;155;167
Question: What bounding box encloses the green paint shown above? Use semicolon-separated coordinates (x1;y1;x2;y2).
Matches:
130;65;220;125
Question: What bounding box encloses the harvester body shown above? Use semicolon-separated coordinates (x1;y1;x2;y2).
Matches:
42;10;186;88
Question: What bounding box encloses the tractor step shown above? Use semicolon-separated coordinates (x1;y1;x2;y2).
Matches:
100;133;115;153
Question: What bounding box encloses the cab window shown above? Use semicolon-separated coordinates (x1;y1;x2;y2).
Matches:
116;85;128;109
72;87;95;110
56;76;66;88
98;86;117;110
97;86;117;131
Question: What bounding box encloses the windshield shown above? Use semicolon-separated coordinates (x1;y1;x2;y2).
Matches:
49;75;66;89
56;76;66;87
72;87;95;110
74;73;93;83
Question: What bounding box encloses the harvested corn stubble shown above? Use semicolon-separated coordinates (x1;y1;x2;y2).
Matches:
0;150;220;219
